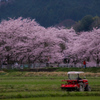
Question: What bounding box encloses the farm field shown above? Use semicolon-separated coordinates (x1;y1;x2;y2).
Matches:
1;96;100;100
0;71;100;100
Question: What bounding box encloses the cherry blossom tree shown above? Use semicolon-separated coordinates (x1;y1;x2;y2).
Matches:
0;17;100;68
0;17;43;64
68;28;100;67
0;17;75;66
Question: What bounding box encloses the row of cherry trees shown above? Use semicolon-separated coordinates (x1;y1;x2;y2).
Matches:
65;28;100;66
0;17;100;67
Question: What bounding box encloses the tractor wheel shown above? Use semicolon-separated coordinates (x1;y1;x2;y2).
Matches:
85;85;91;91
79;83;84;92
79;85;84;91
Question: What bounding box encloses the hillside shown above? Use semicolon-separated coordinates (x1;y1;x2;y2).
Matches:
0;0;100;27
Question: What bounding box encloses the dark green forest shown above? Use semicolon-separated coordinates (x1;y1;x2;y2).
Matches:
0;0;100;27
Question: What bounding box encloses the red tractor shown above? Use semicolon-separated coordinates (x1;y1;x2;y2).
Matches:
61;71;91;91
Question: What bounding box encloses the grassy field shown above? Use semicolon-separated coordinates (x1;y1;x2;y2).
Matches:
0;70;100;100
1;97;100;100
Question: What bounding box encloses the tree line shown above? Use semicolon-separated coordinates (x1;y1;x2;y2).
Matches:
0;17;100;69
73;15;100;32
0;0;100;27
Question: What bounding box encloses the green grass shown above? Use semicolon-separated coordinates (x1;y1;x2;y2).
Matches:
55;67;100;73
1;97;100;100
3;67;100;73
0;70;100;99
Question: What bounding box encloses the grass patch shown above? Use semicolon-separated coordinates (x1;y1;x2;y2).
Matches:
1;97;100;100
1;67;100;73
56;67;100;73
0;91;100;99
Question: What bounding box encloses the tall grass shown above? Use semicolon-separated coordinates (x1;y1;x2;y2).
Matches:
1;71;100;77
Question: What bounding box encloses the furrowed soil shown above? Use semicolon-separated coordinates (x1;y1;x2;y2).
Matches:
0;69;100;99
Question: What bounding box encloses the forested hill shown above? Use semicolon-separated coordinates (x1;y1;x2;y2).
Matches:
0;0;100;27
